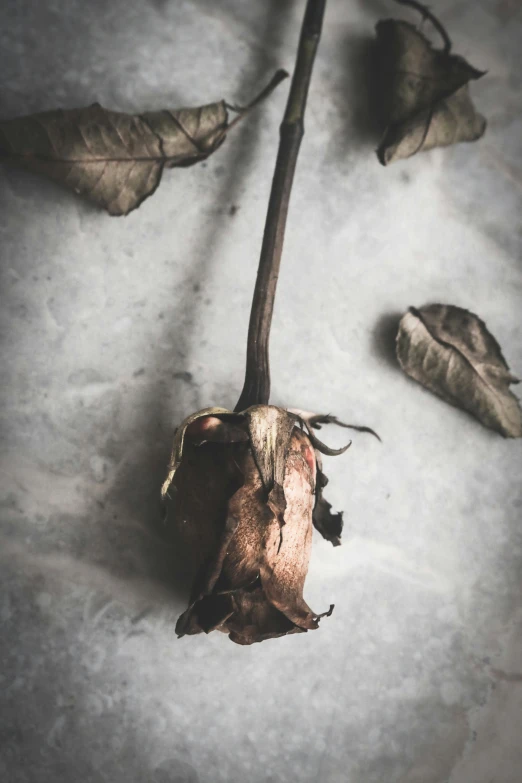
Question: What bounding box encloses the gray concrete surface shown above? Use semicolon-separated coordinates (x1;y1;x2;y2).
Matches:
1;1;521;781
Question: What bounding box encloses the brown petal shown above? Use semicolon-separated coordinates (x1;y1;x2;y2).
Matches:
161;406;243;499
226;585;305;646
176;593;235;637
212;447;270;590
166;436;245;580
259;444;324;630
186;416;250;445
175;445;271;639
221;430;331;637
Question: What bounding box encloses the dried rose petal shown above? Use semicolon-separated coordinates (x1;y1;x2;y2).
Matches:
162;404;375;645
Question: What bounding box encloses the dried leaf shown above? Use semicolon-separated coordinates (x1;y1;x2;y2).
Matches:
375;7;486;165
396;304;522;438
0;71;287;215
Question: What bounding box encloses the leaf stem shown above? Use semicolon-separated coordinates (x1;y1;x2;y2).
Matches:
226;69;289;130
235;0;327;412
393;0;452;54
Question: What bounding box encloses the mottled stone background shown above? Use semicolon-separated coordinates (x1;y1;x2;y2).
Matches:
1;1;521;782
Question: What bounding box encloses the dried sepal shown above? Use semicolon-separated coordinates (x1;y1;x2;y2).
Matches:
0;71;287;215
288;410;380;545
312;451;344;547
375;1;486;165
301;412;381;442
396;304;522;438
289;410;352;456
244;404;296;493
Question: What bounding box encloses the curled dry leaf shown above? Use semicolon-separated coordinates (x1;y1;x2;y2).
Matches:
0;70;287;215
162;404;376;645
396;304;522;438
375;0;486;165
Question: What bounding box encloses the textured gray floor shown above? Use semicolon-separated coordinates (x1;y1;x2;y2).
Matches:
1;1;521;782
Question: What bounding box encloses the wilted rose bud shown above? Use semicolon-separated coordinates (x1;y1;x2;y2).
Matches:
161;404;375;645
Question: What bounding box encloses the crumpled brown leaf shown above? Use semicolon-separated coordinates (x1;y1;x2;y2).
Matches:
396;304;522;438
162;404;377;645
375;3;486;165
0;70;287;215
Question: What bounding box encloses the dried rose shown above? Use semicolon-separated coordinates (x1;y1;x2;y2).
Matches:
161;405;377;645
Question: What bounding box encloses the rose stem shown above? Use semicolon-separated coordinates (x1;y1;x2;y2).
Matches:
235;0;327;412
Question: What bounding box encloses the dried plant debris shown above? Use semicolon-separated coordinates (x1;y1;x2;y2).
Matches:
397;304;522;438
161;405;377;645
375;0;486;165
0;70;287;215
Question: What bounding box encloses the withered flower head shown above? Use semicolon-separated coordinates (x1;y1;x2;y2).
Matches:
161;405;372;645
